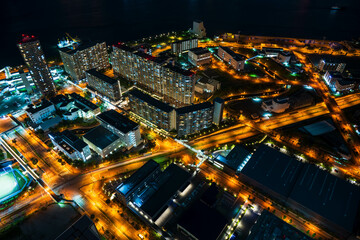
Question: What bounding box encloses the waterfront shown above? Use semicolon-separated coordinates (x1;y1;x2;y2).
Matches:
2;0;360;67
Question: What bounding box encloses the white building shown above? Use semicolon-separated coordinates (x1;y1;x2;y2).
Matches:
25;100;55;124
262;98;290;113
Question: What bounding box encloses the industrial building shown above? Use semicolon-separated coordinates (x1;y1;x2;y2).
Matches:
117;160;192;224
238;144;360;238
59;41;110;81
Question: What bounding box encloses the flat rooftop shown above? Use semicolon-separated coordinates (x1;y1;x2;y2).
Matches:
215;145;251;171
247;210;312;240
189;47;210;55
59;41;105;55
140;164;191;219
56;215;101;240
176;102;213;115
289;164;360;233
128;89;174;113
83;125;119;150
26;100;53;114
86;69;117;85
69;93;99;111
240;144;303;198
97;110;138;134
116;160;160;197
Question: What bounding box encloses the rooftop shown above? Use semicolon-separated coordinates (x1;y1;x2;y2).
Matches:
300;120;336;136
219;46;246;61
50;94;70;106
140;164;191;219
215;145;251;171
83;126;120;150
69;93;99;111
240;144;303;198
97;110;138;134
56;215;101;240
59;41;105;55
164;64;195;76
213;97;225;104
172;37;198;44
289;164;360;233
247;210;312;240
128;89;174;113
116;160;160;197
176;102;213;115
18;34;38;44
26;100;54;114
86;69;118;85
189;47;210;55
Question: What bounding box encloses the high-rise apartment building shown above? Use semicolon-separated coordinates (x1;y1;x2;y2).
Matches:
171;38;198;55
85;69;122;102
111;44;196;106
17;35;56;97
59;41;110;81
213;97;224;125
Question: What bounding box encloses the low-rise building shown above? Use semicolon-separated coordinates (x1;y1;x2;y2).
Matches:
278;51;292;64
194;78;221;94
56;215;101;240
96;110;141;149
188;47;211;66
171;38;198;55
176;102;214;137
69;93;101;118
25;100;55;124
217;46;245;71
324;71;355;92
82;125;122;158
49;130;91;161
85;69;122;102
262;98;290;113
128;89;176;131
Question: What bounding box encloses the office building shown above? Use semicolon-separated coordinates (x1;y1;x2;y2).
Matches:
25;100;56;124
247;210;312;240
82;125;122;158
192;20;206;38
188;47;211;66
17;34;56;97
238;144;360;238
171;38;198;55
217;46;246;71
324;71;355;92
213;97;224;125
19;69;33;94
128;88;176;131
49;130;91;162
85;69;122;102
117;160;191;224
176;102;214;137
96;110;141;149
56;215;101;240
59;41;110;81
111;44;196;106
318;59;346;73
194;78;221;94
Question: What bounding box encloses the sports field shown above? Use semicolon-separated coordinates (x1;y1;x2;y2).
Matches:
0;167;28;204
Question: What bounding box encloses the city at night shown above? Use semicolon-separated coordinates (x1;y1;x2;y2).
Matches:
1;1;360;240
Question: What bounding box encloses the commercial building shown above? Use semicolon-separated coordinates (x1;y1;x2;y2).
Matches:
213;97;224;125
191;20;206;38
324;71;355;92
238;144;360;238
318;59;346;73
25;100;56;124
17;35;56;97
194;78;221;94
56;215;101;240
247;210;312;240
111;44;196;106
96;110;141;149
128;88;176;131
261;97;290;113
49;130;91;161
217;46;245;71
176;102;213;137
85;69;122;102
117;160;191;224
59;41;110;81
188;47;211;66
171;38;198;55
82;125;122;158
278;51;292;64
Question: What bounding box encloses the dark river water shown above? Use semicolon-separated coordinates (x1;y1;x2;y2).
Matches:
2;0;360;67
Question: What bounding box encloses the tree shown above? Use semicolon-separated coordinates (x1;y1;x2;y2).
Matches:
31;158;38;165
